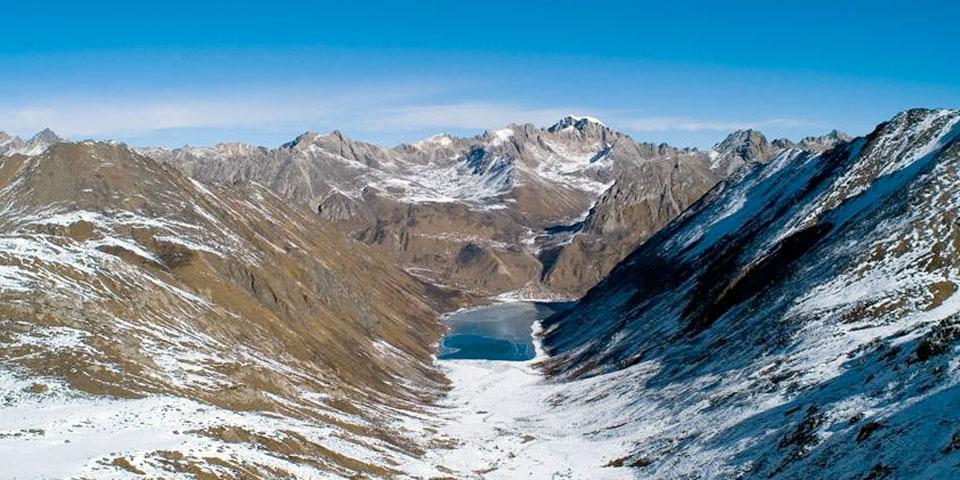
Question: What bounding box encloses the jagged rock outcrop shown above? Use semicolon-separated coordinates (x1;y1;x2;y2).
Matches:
539;146;720;294
709;128;776;175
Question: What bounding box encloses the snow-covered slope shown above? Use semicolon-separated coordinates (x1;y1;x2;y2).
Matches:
0;142;461;478
538;127;835;295
536;108;960;478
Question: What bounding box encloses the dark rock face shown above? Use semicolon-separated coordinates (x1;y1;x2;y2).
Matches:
541;152;722;295
710;129;776;175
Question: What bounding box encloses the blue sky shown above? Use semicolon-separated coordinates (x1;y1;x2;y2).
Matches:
1;0;957;148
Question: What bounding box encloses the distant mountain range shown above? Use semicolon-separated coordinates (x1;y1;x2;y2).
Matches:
138;116;846;298
0;128;63;156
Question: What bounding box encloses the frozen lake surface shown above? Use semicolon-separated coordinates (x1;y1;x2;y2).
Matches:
437;302;572;361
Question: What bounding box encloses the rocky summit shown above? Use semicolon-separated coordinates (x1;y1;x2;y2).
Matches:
0;128;64;157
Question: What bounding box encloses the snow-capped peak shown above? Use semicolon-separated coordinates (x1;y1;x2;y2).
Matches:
280;130;352;150
413;134;454;150
548;115;606;133
29;128;63;145
185;142;265;158
488;127;515;146
280;131;320;149
0;128;63;156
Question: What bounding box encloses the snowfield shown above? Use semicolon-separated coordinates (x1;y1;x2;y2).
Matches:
414;359;634;480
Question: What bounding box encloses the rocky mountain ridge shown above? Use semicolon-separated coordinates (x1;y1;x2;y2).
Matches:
142;118;845;298
0;128;64;156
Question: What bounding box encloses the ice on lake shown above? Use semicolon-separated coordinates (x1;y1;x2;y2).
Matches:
438;302;572;361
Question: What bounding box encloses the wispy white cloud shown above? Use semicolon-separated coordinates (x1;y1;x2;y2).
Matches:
0;87;816;148
0;83;451;139
347;102;581;131
617;116;808;132
3;100;313;137
0;94;593;144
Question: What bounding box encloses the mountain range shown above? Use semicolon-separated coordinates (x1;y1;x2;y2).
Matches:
140;116;844;299
3;108;960;478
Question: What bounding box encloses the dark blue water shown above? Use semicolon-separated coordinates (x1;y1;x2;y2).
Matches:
437;302;573;361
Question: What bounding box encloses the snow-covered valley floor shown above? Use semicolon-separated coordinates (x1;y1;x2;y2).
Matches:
0;345;633;480
410;305;634;479
416;358;634;480
0;300;636;480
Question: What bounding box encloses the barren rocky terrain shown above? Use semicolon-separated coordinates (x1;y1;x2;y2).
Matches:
143;117;844;299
